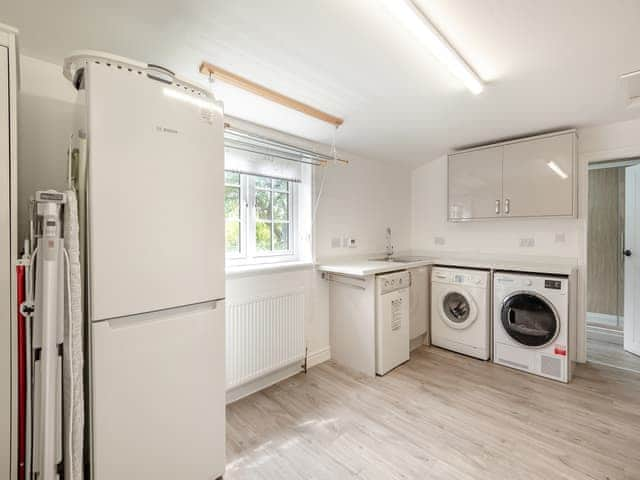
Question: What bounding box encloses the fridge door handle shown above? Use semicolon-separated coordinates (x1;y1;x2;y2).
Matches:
103;300;221;329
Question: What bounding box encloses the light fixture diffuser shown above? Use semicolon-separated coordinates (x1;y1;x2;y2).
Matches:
380;0;484;94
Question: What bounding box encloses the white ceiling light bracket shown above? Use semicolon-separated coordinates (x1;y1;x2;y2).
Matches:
380;0;484;95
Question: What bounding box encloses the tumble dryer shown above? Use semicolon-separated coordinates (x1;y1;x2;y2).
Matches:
493;272;571;383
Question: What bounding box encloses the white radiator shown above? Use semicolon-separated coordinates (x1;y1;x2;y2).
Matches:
226;290;305;389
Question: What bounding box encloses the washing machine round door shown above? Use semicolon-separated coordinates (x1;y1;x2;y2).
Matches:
501;293;559;347
439;288;478;330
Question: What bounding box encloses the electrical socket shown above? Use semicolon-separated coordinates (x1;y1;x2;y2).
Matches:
519;237;535;248
434;236;446;246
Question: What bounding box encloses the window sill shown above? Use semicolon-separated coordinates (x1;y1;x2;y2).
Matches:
225;260;314;279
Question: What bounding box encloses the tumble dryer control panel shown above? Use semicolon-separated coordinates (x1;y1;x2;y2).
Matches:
494;273;568;295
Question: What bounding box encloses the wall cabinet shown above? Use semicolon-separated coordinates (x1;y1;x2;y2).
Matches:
448;131;576;221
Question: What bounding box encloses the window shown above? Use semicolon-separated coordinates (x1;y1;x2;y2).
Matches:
224;172;242;254
255;176;291;253
225;171;297;264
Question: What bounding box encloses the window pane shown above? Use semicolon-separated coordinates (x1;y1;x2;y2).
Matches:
256;222;272;251
224;186;240;219
255;176;271;189
225;171;240;185
273;179;288;191
273;223;289;251
225;221;240;253
273;192;289;221
256;190;272;219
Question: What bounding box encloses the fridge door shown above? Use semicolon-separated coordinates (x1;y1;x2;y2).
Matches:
86;62;225;321
91;301;225;480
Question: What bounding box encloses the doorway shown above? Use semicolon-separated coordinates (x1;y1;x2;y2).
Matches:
587;159;640;372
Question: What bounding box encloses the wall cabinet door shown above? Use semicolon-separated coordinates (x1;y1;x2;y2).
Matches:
502;134;574;217
448;148;503;220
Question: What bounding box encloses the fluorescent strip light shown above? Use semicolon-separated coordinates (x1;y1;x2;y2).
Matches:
380;0;484;94
547;161;568;179
163;87;220;111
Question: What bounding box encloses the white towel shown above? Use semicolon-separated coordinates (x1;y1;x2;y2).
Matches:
63;190;83;480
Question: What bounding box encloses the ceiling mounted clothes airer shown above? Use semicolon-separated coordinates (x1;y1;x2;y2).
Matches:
199;61;345;127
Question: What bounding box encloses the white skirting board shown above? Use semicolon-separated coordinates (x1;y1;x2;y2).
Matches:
226;347;331;404
410;334;429;351
587;312;622;328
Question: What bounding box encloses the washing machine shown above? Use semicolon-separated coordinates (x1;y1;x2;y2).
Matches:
493;272;571;383
431;267;491;360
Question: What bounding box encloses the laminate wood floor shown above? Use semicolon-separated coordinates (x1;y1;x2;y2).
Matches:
587;328;640;373
225;346;640;480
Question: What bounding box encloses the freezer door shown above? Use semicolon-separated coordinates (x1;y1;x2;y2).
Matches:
91;301;225;480
86;62;225;321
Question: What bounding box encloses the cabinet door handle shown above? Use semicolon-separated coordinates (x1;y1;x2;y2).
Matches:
495;200;501;215
504;198;510;214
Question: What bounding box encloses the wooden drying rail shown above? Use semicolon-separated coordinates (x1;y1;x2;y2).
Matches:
200;61;344;127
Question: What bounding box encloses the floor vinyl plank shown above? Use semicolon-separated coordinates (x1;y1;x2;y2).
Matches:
225;346;640;480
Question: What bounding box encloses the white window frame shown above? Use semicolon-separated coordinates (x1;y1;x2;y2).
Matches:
226;171;299;266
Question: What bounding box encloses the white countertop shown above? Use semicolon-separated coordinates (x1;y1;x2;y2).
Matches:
316;253;578;277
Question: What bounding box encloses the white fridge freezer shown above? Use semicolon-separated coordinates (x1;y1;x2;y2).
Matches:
70;54;226;479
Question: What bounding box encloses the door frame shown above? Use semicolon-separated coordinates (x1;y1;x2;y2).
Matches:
624;163;640;356
582;151;640;363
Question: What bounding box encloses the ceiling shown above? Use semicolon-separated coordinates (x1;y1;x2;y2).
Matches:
3;0;640;165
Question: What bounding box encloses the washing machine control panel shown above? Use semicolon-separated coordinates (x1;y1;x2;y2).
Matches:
453;273;485;287
432;268;489;288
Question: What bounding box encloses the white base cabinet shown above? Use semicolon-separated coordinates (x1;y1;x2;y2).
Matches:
448;130;577;221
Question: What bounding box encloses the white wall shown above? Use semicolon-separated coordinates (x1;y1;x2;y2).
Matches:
411;155;582;257
225;144;413;374
17;56;413;384
17;55;77;242
411;117;640;363
315;153;412;259
411;153;586;362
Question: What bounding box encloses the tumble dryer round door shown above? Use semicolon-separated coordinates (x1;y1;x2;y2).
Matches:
500;293;559;347
439;287;478;330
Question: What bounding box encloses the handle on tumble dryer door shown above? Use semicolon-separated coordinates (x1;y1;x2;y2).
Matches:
508;307;516;324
